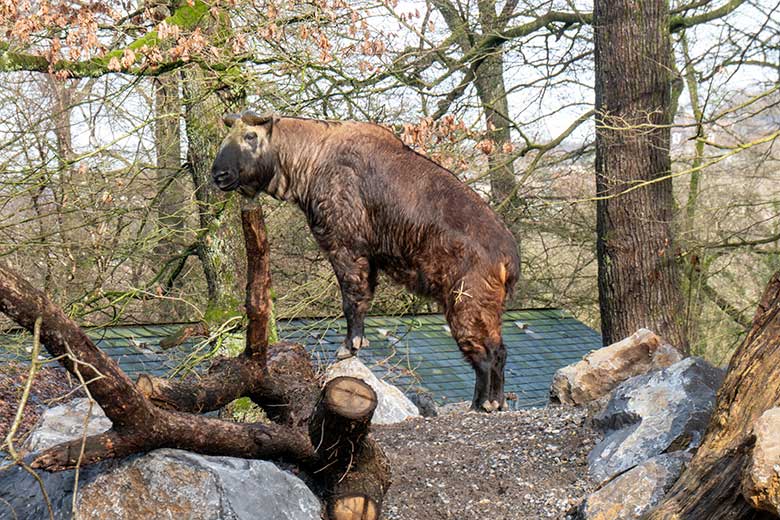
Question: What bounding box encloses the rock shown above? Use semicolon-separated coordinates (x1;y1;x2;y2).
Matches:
742;407;780;514
1;399;321;520
325;357;420;424
576;452;690;520
25;398;113;452
407;388;438;417
551;329;683;406
437;401;471;415
588;357;724;484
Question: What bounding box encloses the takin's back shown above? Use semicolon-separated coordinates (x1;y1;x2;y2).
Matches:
303;120;519;294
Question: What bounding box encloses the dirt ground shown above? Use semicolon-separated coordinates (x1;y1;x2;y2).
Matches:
373;405;597;520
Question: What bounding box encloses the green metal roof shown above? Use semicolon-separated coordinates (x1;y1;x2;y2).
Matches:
1;309;601;409
277;308;601;408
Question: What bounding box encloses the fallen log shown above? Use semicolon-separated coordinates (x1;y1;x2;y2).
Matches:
0;203;391;518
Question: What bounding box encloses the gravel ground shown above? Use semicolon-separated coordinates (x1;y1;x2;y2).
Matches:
373;405;597;520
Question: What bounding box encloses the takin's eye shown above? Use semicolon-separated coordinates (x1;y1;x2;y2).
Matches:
243;131;258;143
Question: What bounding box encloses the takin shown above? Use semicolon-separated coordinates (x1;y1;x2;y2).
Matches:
210;111;520;412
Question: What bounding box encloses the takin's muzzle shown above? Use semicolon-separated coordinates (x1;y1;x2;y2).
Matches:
210;141;242;192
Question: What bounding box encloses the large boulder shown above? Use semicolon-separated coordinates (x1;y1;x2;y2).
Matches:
742;407;780;515
325;357;420;424
0;399;321;520
576;452;690;520
588;357;724;484
551;329;683;406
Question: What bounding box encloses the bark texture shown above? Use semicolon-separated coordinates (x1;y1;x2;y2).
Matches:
310;377;391;520
644;271;780;519
183;70;246;326
594;0;688;350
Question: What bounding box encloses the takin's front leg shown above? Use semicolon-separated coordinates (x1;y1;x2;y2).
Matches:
329;249;377;360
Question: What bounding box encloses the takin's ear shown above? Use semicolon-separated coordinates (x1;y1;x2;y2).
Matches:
241;110;276;128
222;113;240;128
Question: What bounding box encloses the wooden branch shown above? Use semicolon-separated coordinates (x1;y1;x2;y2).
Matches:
0;263;150;429
159;322;209;350
669;0;747;31
136;341;319;428
242;205;272;363
31;409;314;472
136;355;265;412
644;270;780;519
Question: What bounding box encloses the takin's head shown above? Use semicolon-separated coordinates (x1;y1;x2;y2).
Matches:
210;110;278;198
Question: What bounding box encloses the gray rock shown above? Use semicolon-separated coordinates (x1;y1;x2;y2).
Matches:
742;407;780;515
577;452;690;520
325;357;420;424
407;389;438;417
1;400;321;520
588;357;724;484
25;398;113;452
551;328;684;406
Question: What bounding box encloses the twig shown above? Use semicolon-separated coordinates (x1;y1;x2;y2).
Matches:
1;317;55;520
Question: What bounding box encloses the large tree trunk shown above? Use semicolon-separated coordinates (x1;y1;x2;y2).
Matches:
178;7;247;326
182;69;247;326
644;271;780;519
154;75;184;245
153;72;190;317
473;50;516;207
594;0;688;350
432;0;518;207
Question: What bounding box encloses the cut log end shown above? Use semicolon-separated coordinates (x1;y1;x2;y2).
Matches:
330;495;379;520
324;377;377;420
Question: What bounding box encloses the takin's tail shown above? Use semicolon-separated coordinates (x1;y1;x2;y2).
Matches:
499;255;520;302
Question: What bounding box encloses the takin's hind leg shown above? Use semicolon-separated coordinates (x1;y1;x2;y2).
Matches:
459;342;495;413
489;341;508;411
446;274;506;412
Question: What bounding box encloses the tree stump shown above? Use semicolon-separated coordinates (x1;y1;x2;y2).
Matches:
310;377;390;520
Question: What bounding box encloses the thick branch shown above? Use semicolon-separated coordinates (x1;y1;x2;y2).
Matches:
670;0;747;31
0;0;209;77
31;408;314;471
0;263;149;428
241;205;272;362
137;341;319;428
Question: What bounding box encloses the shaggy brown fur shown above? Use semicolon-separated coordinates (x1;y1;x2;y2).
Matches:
211;111;519;411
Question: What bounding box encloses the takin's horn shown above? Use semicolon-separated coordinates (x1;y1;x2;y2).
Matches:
222;113;240;127
241;110;275;127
